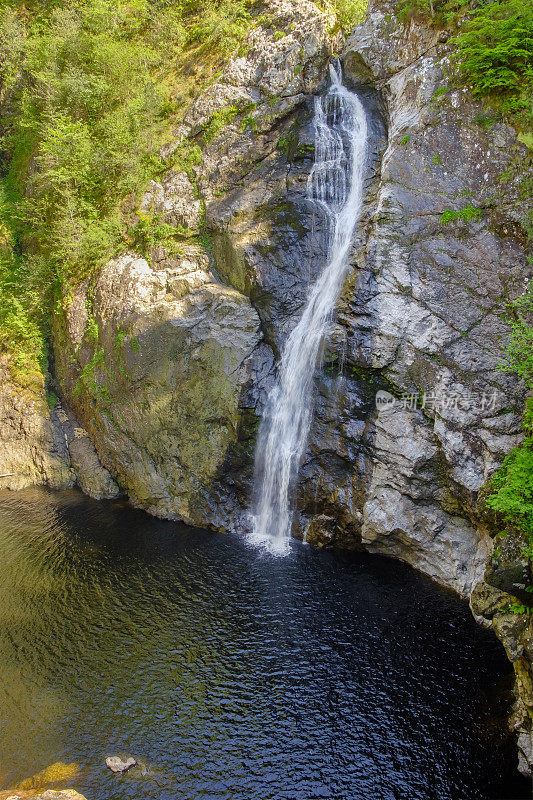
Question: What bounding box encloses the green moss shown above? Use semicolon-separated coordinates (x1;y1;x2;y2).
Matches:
85;313;99;346
473;113;498;129
432;86;448;101
202;105;240;145
400;134;410;146
73;347;109;403
440;205;483;225
519;133;533;150
46;390;59;409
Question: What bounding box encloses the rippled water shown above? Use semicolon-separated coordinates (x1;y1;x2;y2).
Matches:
0;488;528;800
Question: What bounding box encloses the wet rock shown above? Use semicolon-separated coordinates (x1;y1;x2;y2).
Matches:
56;408;119;500
105;756;137;774
517;725;533;778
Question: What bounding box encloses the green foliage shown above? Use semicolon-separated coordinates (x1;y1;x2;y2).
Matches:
400;133;410;145
0;180;48;383
452;0;533;121
499;285;533;386
0;5;26;107
432;153;441;165
73;345;109;402
440;204;483;224
130;211;184;257
486;284;533;546
184;0;251;58
313;0;368;31
330;0;368;31
168;141;203;173
506;600;533;615
46;390;59;409
203;105;240;145
3;1;178;282
487;444;533;538
395;0;463;25
0;0;259;375
395;0;533;129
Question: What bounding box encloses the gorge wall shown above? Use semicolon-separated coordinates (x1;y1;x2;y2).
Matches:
0;0;531;777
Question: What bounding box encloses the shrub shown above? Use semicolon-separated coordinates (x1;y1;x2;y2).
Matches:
487;444;533;539
332;0;368;31
452;0;533;119
486;284;533;543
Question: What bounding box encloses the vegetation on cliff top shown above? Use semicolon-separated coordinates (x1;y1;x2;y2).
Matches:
396;0;533;130
0;0;257;384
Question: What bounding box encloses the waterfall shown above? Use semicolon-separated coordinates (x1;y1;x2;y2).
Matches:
250;61;368;554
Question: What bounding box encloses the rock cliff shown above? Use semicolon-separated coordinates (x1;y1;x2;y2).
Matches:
1;0;531;777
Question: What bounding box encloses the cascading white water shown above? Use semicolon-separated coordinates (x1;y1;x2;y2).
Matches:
250;60;368;554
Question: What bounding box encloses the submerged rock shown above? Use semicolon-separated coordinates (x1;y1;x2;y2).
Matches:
9;762;81;794
105;756;137;774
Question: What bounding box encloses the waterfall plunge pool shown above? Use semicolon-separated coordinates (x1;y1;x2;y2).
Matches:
0;487;529;800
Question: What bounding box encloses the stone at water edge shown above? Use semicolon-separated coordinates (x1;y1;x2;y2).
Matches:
104;756;136;774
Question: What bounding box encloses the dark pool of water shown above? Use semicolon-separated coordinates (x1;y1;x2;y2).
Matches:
0;488;529;800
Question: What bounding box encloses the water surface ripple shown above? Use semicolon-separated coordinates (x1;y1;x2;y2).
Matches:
0;488;528;800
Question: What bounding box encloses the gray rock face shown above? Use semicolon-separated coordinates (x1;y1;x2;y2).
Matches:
58;409;120;500
52;0;337;527
140;171;202;233
54;251;262;527
0;360;73;491
0;360;116;499
293;1;530;599
361;406;492;595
